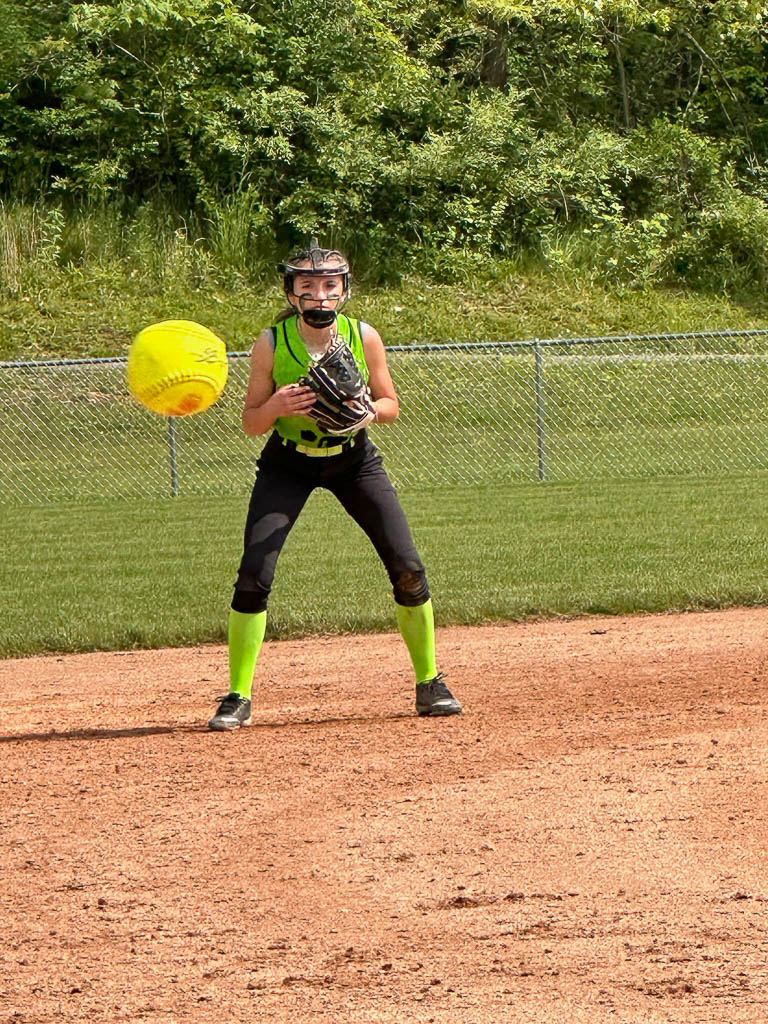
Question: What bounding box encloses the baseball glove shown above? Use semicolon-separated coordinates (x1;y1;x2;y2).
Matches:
300;340;376;435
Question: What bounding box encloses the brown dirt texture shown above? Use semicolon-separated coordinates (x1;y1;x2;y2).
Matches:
2;607;768;1024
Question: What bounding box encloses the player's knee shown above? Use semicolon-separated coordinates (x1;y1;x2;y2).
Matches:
393;567;430;607
231;572;270;613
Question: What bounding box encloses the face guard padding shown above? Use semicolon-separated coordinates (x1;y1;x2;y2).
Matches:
278;239;350;328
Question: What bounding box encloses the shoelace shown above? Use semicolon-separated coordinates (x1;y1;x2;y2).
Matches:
431;682;452;699
417;673;447;689
214;694;247;714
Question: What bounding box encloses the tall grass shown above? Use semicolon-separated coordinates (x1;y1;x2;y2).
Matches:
0;198;274;301
2;199;768;363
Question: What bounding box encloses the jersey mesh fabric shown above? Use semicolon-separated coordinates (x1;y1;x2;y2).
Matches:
272;314;369;447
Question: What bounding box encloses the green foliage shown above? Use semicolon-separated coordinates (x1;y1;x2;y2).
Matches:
0;0;767;287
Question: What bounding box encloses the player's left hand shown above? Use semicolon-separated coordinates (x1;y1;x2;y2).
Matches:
300;341;376;434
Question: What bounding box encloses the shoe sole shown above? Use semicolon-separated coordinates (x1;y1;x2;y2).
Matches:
208;715;252;731
417;705;463;717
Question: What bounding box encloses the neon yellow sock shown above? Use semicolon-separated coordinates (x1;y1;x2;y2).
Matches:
395;599;438;684
228;609;267;698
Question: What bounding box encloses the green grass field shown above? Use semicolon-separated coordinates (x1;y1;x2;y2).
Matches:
3;475;766;658
4;332;768;658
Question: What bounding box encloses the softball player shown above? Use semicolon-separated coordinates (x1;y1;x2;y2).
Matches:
209;241;462;730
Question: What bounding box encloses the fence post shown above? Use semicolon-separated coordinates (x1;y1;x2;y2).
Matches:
534;340;548;482
167;417;179;497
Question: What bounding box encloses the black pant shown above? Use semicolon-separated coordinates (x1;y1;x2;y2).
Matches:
232;432;429;613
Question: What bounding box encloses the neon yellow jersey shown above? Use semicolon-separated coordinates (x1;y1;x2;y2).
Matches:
272;314;370;447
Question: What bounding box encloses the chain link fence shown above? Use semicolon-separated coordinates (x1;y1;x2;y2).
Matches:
2;330;768;505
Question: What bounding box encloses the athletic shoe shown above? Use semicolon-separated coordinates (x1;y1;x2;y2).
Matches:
415;673;463;717
208;693;252;731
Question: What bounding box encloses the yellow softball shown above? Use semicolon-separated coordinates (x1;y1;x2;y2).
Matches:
127;320;228;417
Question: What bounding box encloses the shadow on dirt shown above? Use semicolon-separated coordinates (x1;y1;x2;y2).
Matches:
0;712;414;744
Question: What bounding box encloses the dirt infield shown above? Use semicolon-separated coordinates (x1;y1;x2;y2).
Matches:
2;608;767;1023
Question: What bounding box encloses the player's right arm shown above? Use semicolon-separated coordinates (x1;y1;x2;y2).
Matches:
241;330;316;437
